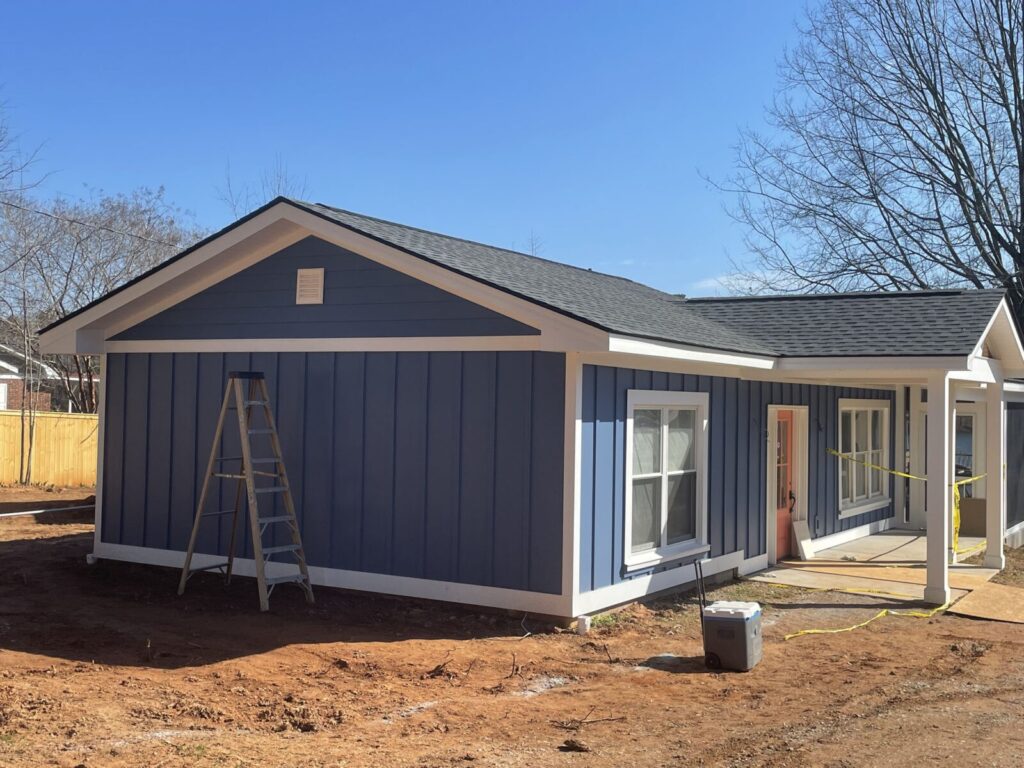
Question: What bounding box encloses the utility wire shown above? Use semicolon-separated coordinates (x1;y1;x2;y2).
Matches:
0;198;183;249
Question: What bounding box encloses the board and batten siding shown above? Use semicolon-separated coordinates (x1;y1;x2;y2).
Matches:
578;364;895;593
112;236;539;341
1007;402;1024;529
102;351;565;594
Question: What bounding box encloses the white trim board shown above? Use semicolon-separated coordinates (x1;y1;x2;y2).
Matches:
806;517;893;558
574;549;746;616
1005;520;1024;549
92;542;573;617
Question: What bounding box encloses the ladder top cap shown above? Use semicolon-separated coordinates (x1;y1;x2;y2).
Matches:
228;371;265;380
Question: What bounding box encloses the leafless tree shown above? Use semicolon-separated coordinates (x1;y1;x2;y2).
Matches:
217;155;309;218
722;0;1024;316
0;188;203;414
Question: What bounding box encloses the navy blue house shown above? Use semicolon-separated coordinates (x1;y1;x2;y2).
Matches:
39;199;1024;616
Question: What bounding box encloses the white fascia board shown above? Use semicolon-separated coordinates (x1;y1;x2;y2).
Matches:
40;201;608;355
973;299;1024;376
605;335;776;371
38;207;304;354
777;355;969;380
283;207;607;352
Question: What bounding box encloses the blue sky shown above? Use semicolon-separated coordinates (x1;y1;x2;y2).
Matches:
0;1;806;296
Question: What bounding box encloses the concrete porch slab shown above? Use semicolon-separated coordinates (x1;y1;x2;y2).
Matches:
746;566;970;603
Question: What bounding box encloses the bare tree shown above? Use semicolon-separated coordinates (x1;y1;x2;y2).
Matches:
723;0;1024;315
217;155;309;218
0;188;203;414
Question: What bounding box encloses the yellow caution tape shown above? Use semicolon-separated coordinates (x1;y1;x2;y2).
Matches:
827;449;986;556
784;601;949;641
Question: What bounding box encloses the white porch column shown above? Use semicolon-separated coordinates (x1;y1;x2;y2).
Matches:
925;372;951;605
985;380;1006;569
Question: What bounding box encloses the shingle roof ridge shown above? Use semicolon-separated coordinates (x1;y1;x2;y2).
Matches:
683;287;1006;303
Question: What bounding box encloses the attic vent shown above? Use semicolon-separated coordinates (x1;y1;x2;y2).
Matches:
295;268;325;305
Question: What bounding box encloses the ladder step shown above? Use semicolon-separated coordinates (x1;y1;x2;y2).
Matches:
212;472;246;479
244;399;269;406
265;573;306;586
262;543;301;556
190;562;230;573
255;486;287;494
258;515;293;524
202;510;237;518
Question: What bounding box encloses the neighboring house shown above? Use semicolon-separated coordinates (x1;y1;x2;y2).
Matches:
37;198;1024;620
0;344;59;411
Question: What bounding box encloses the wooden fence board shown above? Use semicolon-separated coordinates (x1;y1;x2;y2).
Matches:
0;411;98;487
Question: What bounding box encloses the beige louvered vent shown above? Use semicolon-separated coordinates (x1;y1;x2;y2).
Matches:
295;268;325;305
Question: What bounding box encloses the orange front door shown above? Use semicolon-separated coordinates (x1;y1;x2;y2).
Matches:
775;410;794;559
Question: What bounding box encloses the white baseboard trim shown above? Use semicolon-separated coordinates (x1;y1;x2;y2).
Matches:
572;549;746;616
808;517;892;557
92;542;572;617
738;553;769;576
1004;521;1024;549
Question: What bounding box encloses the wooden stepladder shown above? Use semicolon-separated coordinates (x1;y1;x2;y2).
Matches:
177;371;314;611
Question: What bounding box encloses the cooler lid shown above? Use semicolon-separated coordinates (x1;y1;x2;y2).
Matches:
703;600;761;619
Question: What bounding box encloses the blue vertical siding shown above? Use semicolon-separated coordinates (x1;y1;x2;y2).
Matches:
112;236;539;341
578;364;895;593
102;351;565;595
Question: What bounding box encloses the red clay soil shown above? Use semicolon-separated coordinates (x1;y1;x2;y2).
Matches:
1;487;1024;767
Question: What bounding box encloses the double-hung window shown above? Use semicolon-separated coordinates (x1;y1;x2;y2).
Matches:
838;398;890;517
625;391;710;568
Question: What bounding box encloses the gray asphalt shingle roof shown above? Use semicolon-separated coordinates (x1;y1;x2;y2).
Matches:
302;201;1005;358
39;197;1009;358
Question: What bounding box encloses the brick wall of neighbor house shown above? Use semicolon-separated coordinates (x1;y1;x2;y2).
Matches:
0;379;52;412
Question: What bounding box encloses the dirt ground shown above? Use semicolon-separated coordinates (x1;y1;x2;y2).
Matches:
2;488;1024;767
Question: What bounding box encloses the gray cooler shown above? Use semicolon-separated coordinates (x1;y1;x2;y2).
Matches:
702;601;762;672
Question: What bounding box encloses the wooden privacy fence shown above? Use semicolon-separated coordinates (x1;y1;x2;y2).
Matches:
0;411;98;487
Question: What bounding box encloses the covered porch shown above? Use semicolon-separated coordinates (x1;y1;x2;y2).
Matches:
775;296;1024;604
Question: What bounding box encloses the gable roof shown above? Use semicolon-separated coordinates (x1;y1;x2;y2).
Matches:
38;197;1011;359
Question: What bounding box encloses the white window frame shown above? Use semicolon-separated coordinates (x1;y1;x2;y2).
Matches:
0;381;7;410
838;398;891;519
624;390;710;570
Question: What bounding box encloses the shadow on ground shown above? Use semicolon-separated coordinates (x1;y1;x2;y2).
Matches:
0;521;547;670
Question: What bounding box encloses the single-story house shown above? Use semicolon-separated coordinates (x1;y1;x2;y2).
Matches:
37;197;1024;619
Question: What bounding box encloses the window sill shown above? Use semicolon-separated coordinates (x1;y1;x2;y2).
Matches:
624;542;711;573
838;498;891;520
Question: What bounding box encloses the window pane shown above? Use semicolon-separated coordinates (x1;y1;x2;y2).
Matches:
854;458;867;499
855;410;868;453
841;411;852;452
841;461;850;502
955;414;973;477
870;450;883;496
632;409;661;475
631;478;661;553
871;410;881;451
667;409;695;471
667;473;697;545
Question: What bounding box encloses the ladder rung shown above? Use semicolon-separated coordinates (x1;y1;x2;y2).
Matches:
215;456;242;462
255;486;287;494
248;428;274;435
258;515;293;524
190;562;229;573
202;510;237;518
265;573;305;586
262;544;300;556
244;399;269;406
212;472;246;479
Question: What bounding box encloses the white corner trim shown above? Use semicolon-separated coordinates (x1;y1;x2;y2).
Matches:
807;517;893;557
564;353;583;610
574;550;745;616
92;542;573;617
93;354;106;554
